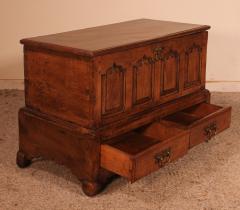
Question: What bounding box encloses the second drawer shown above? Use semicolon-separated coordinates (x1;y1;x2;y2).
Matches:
162;103;232;148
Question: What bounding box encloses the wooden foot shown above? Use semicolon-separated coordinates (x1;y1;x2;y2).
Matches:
16;151;32;168
82;181;106;197
81;171;119;196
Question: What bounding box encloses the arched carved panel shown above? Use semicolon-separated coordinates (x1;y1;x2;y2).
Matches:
132;55;154;105
184;44;202;89
160;50;180;96
101;63;125;116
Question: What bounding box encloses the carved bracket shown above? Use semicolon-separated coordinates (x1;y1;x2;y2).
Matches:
107;62;126;74
133;55;154;69
186;43;202;54
133;46;179;67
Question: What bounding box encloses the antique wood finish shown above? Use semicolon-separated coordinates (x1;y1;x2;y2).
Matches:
94;32;208;126
20;19;210;57
99;89;210;140
17;19;231;196
18;108;99;181
24;46;95;128
22;20;209;129
17;107;117;196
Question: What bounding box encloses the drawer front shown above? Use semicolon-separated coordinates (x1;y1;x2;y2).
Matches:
101;122;189;182
189;107;231;148
94;32;208;125
132;134;188;182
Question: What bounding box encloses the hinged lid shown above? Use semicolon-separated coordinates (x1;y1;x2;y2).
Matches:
21;19;210;57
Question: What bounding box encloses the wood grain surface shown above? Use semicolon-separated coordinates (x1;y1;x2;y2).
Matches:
20;19;210;56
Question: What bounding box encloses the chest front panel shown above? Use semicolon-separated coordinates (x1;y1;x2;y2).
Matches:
94;32;208;125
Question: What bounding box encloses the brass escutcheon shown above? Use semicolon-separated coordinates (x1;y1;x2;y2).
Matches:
204;122;217;142
154;148;171;167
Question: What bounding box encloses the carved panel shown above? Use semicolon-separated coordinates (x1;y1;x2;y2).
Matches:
101;63;125;116
132;55;154;105
160;50;180;96
184;44;202;89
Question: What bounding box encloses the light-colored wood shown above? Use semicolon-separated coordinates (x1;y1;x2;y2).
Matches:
101;144;133;178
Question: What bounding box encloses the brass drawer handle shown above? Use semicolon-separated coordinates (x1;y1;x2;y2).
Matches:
204;122;217;142
154;148;171;167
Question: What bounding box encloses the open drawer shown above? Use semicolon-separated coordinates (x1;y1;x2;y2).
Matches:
101;122;189;182
162;103;232;148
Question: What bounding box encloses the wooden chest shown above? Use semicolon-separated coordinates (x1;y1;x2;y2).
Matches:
17;19;231;196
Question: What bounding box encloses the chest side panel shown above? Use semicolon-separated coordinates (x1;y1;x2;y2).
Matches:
182;32;208;95
24;47;94;128
94;32;208;126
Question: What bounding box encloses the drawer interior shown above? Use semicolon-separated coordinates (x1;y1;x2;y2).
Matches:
101;122;189;181
183;103;222;118
163;103;224;127
103;122;186;156
103;132;160;156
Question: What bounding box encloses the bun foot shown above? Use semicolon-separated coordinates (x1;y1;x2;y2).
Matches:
82;181;106;197
16;151;31;168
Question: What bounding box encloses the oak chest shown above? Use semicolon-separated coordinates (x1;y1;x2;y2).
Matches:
17;19;231;196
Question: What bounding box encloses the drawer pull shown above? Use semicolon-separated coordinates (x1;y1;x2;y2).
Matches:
204;122;217;142
154;148;171;167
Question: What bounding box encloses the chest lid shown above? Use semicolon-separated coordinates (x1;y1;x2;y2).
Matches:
20;19;210;57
